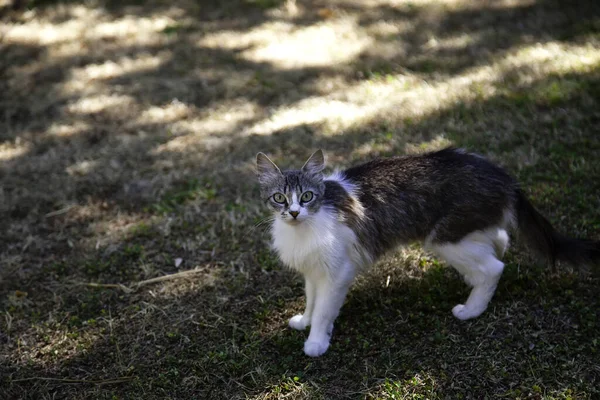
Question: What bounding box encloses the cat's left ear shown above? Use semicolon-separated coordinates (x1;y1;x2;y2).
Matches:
302;149;325;174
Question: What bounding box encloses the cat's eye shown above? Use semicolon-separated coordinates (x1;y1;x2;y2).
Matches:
272;193;286;204
301;191;314;202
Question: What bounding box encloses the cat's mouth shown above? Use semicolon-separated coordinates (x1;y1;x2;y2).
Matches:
284;218;302;225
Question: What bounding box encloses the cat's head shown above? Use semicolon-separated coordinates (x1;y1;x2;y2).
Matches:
256;150;326;225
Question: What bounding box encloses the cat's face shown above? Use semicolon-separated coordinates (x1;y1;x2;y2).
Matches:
256;150;326;225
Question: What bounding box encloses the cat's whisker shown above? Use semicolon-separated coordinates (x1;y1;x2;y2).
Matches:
249;216;275;235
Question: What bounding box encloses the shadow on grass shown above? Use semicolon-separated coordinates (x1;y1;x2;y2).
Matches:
1;0;600;398
2;251;598;398
1;64;599;398
351;0;600;77
2;0;599;140
1;0;598;225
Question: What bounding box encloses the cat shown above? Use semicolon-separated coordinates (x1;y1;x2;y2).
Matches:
256;148;600;357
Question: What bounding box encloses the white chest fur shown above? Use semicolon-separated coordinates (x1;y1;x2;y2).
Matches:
271;208;359;274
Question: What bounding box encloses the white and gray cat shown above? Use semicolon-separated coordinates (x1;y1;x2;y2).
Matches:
256;148;599;357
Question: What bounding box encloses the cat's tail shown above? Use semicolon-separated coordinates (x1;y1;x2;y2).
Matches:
516;189;600;267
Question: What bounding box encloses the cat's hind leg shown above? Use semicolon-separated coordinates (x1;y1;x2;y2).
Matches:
493;227;510;259
432;231;505;320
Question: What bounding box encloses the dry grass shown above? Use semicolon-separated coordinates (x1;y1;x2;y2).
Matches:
1;0;599;398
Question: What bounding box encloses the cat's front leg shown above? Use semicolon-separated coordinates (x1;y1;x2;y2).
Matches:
289;276;315;331
303;264;356;357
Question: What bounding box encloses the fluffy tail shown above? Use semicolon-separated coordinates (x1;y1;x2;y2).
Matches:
516;189;600;266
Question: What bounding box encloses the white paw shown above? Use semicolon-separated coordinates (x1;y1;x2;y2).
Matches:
303;339;330;357
289;314;309;330
452;304;483;320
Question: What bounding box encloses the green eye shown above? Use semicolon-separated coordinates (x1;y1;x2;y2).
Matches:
301;191;314;202
272;193;286;204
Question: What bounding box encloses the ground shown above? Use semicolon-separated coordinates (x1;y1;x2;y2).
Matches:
1;0;599;398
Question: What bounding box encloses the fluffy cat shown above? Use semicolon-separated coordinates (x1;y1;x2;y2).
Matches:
256;148;599;357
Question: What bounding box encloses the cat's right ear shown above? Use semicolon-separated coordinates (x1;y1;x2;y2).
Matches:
302;149;325;175
256;152;282;181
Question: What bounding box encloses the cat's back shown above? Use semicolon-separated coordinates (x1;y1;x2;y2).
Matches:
343;147;514;189
335;148;519;255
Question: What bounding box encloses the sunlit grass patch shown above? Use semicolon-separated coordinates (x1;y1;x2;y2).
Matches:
253;375;324;399
374;374;438;400
500;76;593;107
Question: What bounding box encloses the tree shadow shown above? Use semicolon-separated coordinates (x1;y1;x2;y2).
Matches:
2;60;599;398
1;0;600;398
351;0;600;77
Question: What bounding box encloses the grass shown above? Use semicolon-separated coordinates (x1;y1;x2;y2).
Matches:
1;0;599;398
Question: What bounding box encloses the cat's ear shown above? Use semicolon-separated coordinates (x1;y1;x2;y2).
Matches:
256;152;282;181
302;149;325;174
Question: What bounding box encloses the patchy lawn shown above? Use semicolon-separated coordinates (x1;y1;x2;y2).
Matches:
1;0;599;398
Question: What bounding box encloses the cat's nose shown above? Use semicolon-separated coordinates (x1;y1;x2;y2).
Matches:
289;211;299;219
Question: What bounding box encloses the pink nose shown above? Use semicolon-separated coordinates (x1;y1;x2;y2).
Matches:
289;211;299;218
